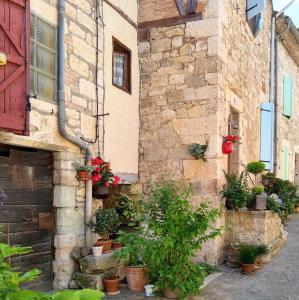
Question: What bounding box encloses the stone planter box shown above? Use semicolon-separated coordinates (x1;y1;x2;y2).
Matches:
225;210;287;262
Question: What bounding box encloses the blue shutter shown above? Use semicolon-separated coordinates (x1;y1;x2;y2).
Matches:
247;0;265;20
260;103;274;170
281;147;289;180
283;75;293;117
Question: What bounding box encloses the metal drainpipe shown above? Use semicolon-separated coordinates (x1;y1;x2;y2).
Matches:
57;0;93;247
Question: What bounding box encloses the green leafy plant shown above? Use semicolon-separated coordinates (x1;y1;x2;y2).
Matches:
262;173;299;219
222;171;251;210
88;208;120;241
251;185;264;195
238;244;268;265
141;182;221;299
116;194;140;225
188;142;208;160
246;161;265;175
72;162;94;172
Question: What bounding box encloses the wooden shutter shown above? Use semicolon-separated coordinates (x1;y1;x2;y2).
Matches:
0;0;30;135
246;0;265;20
281;147;289;180
260;103;274;170
283;75;293;117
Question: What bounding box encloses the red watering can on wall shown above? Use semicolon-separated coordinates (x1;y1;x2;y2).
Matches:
222;135;238;154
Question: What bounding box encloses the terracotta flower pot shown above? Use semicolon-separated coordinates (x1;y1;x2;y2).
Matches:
92;185;111;199
295;206;299;213
240;263;256;274
103;278;120;295
112;241;122;250
227;246;240;268
77;170;89;181
125;266;146;292
163;288;179;299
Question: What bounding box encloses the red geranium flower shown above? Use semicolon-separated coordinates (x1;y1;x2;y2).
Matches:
104;182;110;188
113;175;120;186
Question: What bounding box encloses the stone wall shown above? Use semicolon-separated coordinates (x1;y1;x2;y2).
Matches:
225;210;287;262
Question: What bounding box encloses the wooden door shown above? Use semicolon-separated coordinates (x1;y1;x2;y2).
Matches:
0;0;30;134
0;145;54;291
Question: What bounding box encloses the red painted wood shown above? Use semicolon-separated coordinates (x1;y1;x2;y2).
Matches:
0;0;29;135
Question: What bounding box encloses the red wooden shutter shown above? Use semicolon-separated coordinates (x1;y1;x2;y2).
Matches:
0;0;30;135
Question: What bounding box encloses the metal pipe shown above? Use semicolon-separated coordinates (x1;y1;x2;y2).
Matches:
57;0;93;246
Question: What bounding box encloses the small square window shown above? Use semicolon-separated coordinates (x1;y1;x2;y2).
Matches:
112;38;131;94
30;14;56;101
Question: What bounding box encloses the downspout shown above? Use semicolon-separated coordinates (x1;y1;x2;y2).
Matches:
57;0;93;247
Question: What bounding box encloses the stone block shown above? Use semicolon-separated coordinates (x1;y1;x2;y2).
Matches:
75;272;104;290
169;74;185;85
183;160;218;183
54;186;76;208
139;42;150;55
53;169;78;186
79;78;96;100
77;9;95;33
151;38;171;53
172;36;183;49
69;55;89;77
55;234;77;249
208;36;218;56
79;252;125;274
185;19;218;38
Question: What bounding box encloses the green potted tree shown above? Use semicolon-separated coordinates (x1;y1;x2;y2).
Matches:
88;208;120;253
142;182;221;299
114;227;147;292
73;162;94;181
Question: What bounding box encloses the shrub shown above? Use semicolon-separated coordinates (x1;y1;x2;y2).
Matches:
141;182;221;299
188;143;208;160
222;171;251;210
116;193;140;225
88;208;120;241
246;161;265;175
263;173;299;218
238;244;268;264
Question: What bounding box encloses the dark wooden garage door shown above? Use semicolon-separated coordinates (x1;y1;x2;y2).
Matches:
0;145;54;291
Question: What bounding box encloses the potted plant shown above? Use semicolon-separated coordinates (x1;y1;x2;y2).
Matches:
238;244;268;274
226;242;241;268
246;161;265;185
88;208;120;254
92;244;103;257
188;142;208;161
114;227;147;292
255;244;269;269
116;193;140;226
103;267;121;295
222;134;238;154
295;199;299;213
73;162;94;181
90;156;120;199
141;182;221;299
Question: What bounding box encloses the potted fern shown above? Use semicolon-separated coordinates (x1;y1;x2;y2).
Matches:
73;162;94;181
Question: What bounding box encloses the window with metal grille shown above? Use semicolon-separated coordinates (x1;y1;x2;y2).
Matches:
112;38;131;94
30;14;56;101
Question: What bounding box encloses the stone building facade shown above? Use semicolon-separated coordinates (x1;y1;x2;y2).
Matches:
138;0;272;263
275;15;299;183
0;0;139;290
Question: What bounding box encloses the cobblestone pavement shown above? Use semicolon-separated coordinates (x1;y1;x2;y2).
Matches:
104;214;298;300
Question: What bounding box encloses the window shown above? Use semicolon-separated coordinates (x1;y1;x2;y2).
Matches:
30;14;56;101
283;75;293;117
112;38;131;93
246;0;265;36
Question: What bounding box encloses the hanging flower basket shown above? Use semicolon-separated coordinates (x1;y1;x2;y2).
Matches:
90;156;120;199
222;135;238;155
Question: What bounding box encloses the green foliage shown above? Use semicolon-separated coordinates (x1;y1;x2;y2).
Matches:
116;194;140;225
51;289;104;300
142;182;221;299
238;244;268;264
251;185;264;195
188;143;208;160
263;173;299;219
72;162;94;172
197;263;219;275
222;171;251;210
88;208;120;241
246;161;265;175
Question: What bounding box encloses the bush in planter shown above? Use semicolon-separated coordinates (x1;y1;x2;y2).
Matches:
141;182;221;299
222;171;251;210
116;193;141;226
88;208;120;252
246;161;265;176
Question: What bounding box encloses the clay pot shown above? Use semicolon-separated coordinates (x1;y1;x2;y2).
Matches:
112;241;122;250
103;278;120;295
125;266;147;292
240;263;256;274
95;239;113;254
92;185;111;199
222;141;233;154
163;288;179;299
227;246;240;268
77;170;89;181
295;206;299;213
